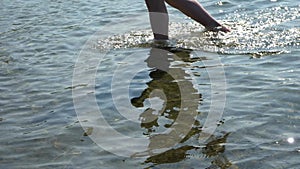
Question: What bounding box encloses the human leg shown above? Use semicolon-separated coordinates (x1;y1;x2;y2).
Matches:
145;0;169;40
165;0;230;32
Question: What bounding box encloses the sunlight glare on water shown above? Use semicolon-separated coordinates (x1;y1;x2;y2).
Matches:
98;6;299;58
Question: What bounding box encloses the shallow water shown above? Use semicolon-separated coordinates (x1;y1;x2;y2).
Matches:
1;0;299;168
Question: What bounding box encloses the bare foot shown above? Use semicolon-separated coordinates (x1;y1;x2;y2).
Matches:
207;25;231;33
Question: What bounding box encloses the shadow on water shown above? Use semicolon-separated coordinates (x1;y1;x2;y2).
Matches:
128;46;233;168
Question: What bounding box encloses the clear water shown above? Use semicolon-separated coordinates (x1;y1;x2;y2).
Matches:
1;0;299;168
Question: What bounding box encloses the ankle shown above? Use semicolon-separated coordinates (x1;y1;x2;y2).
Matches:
154;33;169;40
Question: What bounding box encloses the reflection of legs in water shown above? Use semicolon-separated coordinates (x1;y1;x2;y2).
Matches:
131;47;233;167
131;67;182;131
144;133;233;167
131;47;199;134
131;47;201;153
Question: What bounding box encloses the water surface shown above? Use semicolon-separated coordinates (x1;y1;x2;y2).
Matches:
0;0;299;168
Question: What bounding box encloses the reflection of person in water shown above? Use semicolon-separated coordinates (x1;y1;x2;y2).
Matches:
131;47;234;168
131;47;200;133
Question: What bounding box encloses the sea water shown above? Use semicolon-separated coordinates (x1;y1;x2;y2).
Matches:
0;0;299;168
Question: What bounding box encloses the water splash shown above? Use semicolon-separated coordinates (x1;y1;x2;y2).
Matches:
98;30;153;50
97;6;299;56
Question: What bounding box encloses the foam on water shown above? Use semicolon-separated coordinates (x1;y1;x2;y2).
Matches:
98;6;299;57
